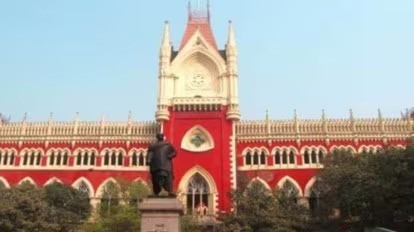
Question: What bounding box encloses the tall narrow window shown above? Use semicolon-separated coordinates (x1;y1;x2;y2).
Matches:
245;152;252;165
83;152;89;165
139;152;145;166
56;151;62;166
23;152;28;166
111;152;116;166
304;150;310;164
260;151;266;165
36;151;41;166
253;152;259;165
275;151;281;164
30;151;35;166
117;152;123;166
90;151;95;165
104;151;110;166
2;151;8;165
282;151;288;164
318;151;324;164
10;151;15;165
132;152;137;166
50;151;55;166
289;151;295;164
63;151;68;165
76;151;82;165
311;150;317;164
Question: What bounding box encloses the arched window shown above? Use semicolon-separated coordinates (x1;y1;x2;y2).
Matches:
245;151;252;165
104;151;110;166
260;151;266;165
289;151;295;164
83;151;89;166
304;150;310;164
29;151;35;165
282;151;288;164
132;151;138;166
10;151;15;165
186;174;210;215
111;152;116;166
90;151;95;165
22;152;28;166
49;151;55;166
311;150;317;164
117;152;123;166
317;150;324;164
138;152;145;166
63;151;69;165
253;151;259;165
76;151;82;166
274;150;281;164
56;151;62;165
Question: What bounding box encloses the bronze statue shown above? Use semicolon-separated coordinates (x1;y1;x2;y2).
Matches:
147;133;177;196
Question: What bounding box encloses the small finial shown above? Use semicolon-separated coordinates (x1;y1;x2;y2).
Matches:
378;108;383;119
349;109;354;120
49;112;53;121
75;112;79;121
294;109;298;119
128;111;133;123
322;109;326;120
22;112;27;122
265;110;269;121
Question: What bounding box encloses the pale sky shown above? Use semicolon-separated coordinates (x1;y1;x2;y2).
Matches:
0;0;413;122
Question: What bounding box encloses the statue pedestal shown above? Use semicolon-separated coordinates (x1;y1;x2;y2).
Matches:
139;197;184;232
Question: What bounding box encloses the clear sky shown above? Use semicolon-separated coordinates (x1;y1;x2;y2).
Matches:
0;0;413;122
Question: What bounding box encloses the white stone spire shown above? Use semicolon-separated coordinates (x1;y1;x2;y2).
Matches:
160;21;171;58
226;20;237;51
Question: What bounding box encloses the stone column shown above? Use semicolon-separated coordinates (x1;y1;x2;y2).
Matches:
139;197;184;232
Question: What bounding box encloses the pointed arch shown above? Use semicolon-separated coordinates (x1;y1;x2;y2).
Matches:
0;177;10;188
276;176;303;197
95;177;119;198
18;177;37;187
329;145;357;154
247;177;271;190
181;125;215;152
72;177;95;198
300;146;327;155
178;165;218;215
132;178;149;187
304;176;318;197
43;177;63;186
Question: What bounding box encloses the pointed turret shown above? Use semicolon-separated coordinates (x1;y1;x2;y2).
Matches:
160;21;171;59
226;20;237;57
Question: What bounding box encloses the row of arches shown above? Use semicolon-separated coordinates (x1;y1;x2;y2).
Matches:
0;148;148;168
241;145;400;167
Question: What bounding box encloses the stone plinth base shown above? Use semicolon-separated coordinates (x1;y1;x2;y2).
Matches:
139;197;184;232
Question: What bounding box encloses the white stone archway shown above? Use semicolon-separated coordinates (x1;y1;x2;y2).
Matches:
177;165;218;216
276;176;303;197
247;177;271;190
43;177;63;186
0;177;10;188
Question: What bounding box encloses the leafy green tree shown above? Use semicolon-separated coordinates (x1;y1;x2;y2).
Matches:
43;182;91;231
316;145;414;230
84;178;151;232
0;181;56;232
218;179;309;232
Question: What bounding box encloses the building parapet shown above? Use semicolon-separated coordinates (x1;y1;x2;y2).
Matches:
236;115;413;142
0;120;158;143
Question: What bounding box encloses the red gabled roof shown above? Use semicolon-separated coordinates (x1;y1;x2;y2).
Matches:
179;9;218;50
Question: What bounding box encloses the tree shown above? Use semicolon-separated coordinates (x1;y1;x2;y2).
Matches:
218;179;309;232
84;178;151;232
0;181;56;232
315;145;414;230
43;182;91;231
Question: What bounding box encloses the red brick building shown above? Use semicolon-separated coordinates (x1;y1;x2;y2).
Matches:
0;5;413;217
